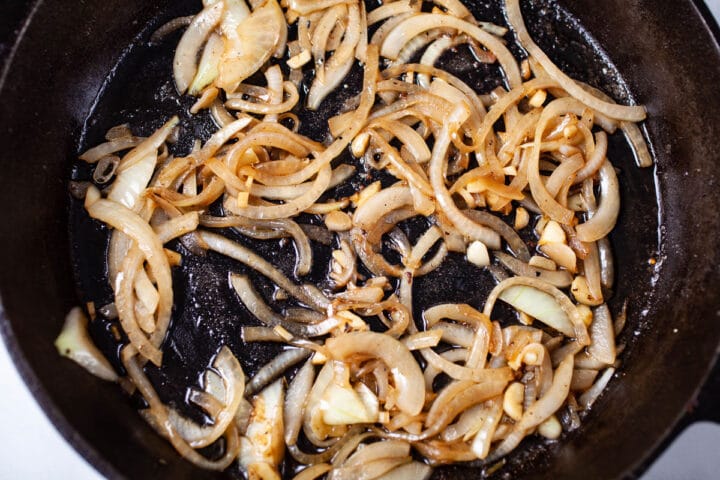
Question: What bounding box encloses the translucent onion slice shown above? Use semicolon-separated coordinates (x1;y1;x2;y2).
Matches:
429;105;502;249
376;461;432;480
285;359;315;446
55;307;118;381
217;0;284;91
188;32;225;95
115;116;179;175
575;160;620;242
487;353;574;462
79;137;145;163
494;251;572;288
380;13;522;88
174;2;224;94
325;332;425;416
169;347;245;448
586;304;616;365
87;200;174;365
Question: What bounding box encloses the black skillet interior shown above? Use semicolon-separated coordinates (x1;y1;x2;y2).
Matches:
1;1;719;479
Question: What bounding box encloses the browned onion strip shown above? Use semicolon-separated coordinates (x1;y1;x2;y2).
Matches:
227;164;332;219
168;347;245;448
422;303;493;369
249;45;378;187
115;117;179;175
429;105;502;249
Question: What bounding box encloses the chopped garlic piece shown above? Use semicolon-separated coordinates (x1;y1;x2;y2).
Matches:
467;240;490;267
325;210;353;232
529;89;547;108
539;220;566;245
503;382;524;421
538;415;562;439
287;49;311;69
528;255;557;271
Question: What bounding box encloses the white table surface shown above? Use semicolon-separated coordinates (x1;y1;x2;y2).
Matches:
2;2;720;479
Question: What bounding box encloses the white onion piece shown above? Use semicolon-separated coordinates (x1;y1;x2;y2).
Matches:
285;360;315;446
578;367;615;410
380;14;521;88
174;2;224;94
622;121;653;167
519;352;573;429
345;441;410;467
107;149;156;211
575;131;608;183
586;304;616;365
575;160;620;242
240;379;285;479
325;332;425;416
321;378;378;425
332;458;412;480
287;0;350;16
597;237;615;290
376;461;432;480
505;0;645;121
488;353;573;461
245;348;311;396
308;55;355;110
55;307;118;381
470;398;503;459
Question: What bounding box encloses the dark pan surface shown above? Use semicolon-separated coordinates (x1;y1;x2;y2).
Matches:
1;1;719;479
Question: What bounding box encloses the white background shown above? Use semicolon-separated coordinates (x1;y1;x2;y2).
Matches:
2;1;720;479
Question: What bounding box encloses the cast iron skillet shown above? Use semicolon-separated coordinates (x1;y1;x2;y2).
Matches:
1;0;719;479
